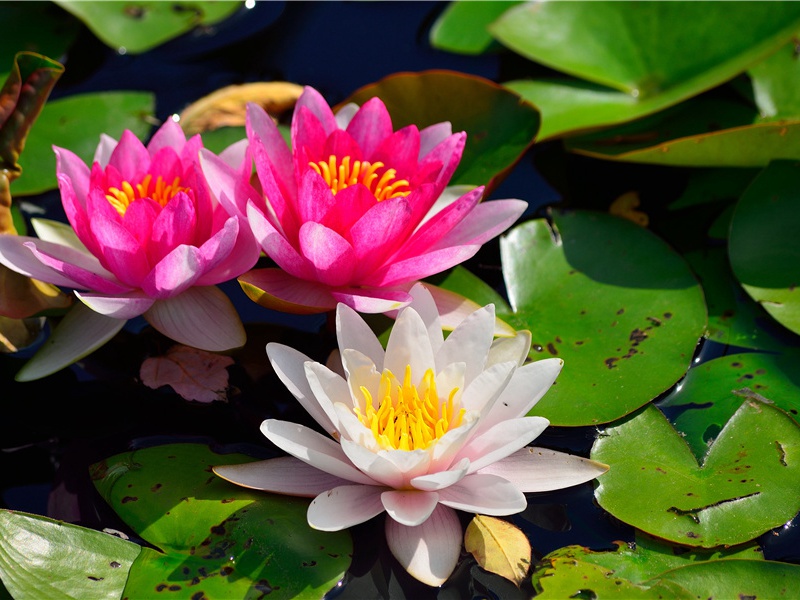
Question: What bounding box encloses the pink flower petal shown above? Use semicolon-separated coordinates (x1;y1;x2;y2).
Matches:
245;202;313;280
92;134;117;167
146;119;186;156
385;504;462;587
346;96;393;157
141;245;202;298
246;103;295;192
363;244;480;288
381;490;440;526
213;456;352;497
295;86;338;138
53;146;90;207
307;484;386;531
298;221;356;287
419;122;453;159
266;343;338;434
296;169;337;224
76;289;154;319
107;130;150;179
418;131;465;192
322;129;362;163
329;288;411;314
89;213;151;287
426;199;528;252
350;196;414;277
373;125;420;176
477;447;609;493
319;183;377;234
122;198;159;250
437;473;526;515
195;217;260;286
239;268;336;314
149;192;197;262
143;285;245;350
261;420;375;485
292;105;329;167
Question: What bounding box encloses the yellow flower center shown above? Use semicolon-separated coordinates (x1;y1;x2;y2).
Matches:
105;174;189;216
355;365;464;451
308;155;411;201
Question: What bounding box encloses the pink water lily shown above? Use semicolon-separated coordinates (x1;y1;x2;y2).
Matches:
214;284;608;586
200;86;527;314
0;120;260;357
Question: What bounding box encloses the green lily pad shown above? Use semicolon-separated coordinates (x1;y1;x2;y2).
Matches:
668;168;759;210
531;532;762;598
684;248;791;351
591;402;800;547
12;91;155;196
499;211;706;426
53;1;242;54
490;2;800;96
749;39;800;121
92;443;351;599
0;4;79;81
660;352;800;460
0;509;142;599
729;160;800;335
344;70;540;191
566;97;800;167
655;559;800;599
429;1;522;55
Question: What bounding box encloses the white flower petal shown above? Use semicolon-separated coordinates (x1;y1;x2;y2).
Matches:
339;437;404;488
260;420;374;485
305;361;350;428
436;304;496;385
380;449;433;482
340;348;381;411
434;361;466;404
143;286;244;351
385;504;461;587
407;283;444;355
267;343;337;435
438;473;526;515
459;360;516;416
384;306;435;381
429;413;480;472
381;490;440;526
455;417;550;473
477;447;609;492
213;457;350;497
15;303;125;382
336;302;385;370
308;485;385;531
77;290;154;320
477;359;563;434
411;458;470;492
31;218;89;253
333;403;380;451
487;330;531;367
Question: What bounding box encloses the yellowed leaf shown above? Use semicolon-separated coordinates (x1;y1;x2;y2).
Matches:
0;263;73;319
0;315;44;353
464;514;531;586
178;81;304;135
610;191;649;227
140;345;234;403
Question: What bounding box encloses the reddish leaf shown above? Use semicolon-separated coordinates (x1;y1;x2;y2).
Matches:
140;345;234;403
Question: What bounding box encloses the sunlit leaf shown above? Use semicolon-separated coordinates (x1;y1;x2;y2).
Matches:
179;81;303;135
344;70;540;191
749;39;800;121
499;211;706;426
53;1;243;54
660;352;800;460
653;559;800;598
0;509;142;600
729;160;800;335
429;1;522;55
92;443;351;599
464;515;531;586
13;91;155;196
591;402;800;547
140;344;234;403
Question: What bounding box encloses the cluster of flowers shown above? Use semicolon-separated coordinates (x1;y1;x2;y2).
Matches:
0;87;606;586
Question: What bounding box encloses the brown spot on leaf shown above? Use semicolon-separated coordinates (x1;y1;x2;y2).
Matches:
546;343;558;356
121;496;138;504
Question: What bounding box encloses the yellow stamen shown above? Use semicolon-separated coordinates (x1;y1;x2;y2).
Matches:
308;155;411;201
105;174;189;216
354;365;464;451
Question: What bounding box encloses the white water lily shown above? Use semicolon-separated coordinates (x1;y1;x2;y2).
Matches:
214;283;607;586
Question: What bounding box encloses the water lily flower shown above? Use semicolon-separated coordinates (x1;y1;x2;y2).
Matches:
214;284;608;586
200;86;527;314
0;120;260;369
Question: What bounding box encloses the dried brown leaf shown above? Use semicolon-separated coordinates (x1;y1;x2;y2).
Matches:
140;345;234;403
179;81;304;135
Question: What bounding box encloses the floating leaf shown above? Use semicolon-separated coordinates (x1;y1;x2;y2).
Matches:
12;91;154;196
499;211;706;426
531;532;762;598
729;160;800;335
140;344;234;403
653;559;800;599
344;70;540;191
668;168;758;210
179;81;303;135
53;1;243;54
464;515;531;586
0;509;142;600
92;443;351;599
566;97;800;167
429;1;522;55
660;352;800;460
591;402;800;547
749;40;800;121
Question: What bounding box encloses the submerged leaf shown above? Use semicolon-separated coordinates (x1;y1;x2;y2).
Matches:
140;344;234;402
465;515;531;586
